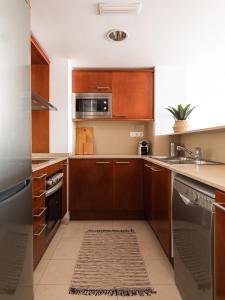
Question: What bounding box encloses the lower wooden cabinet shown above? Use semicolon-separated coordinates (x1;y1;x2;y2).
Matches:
215;191;225;300
143;162;171;258
69;159;114;219
32;159;68;269
69;159;144;219
114;160;143;218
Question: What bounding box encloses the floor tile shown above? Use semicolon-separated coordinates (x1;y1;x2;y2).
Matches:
145;259;175;285
39;259;76;285
52;237;81;259
33;259;49;284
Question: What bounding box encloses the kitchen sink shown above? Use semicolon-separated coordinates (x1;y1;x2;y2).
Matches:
151;156;223;165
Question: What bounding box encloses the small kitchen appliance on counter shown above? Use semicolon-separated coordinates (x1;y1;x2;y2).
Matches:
138;140;151;155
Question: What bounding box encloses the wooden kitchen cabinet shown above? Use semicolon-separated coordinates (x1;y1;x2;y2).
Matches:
31;35;50;153
69;159;114;219
215;191;225;300
143;162;152;223
144;161;171;258
72;70;112;93
61;160;68;218
32;170;47;269
112;71;154;120
114;159;144;219
69;159;144;219
32;159;67;269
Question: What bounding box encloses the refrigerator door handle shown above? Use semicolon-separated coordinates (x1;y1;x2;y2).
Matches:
0;180;31;205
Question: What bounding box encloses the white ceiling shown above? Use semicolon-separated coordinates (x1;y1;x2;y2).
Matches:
31;0;225;68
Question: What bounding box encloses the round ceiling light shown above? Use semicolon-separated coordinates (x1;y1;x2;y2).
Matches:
106;29;128;42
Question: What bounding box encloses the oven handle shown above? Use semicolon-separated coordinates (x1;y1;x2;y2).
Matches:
178;192;195;206
45;179;63;197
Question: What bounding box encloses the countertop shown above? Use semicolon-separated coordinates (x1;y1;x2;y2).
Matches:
32;153;225;192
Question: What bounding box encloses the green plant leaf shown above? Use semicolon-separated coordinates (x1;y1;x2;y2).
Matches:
165;108;178;119
185;106;196;119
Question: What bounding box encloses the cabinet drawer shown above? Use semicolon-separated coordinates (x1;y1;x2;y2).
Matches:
32;193;45;213
33;211;46;232
32;174;46;193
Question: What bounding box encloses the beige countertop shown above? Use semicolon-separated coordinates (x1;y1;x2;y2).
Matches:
32;153;225;192
32;157;67;172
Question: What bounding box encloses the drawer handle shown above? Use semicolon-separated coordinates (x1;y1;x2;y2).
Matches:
151;167;162;172
33;191;46;199
213;202;225;212
113;114;128;117
96;86;110;90
34;224;47;237
95;162;111;164
115;161;130;164
33;207;47;218
33;173;47;180
144;164;152;169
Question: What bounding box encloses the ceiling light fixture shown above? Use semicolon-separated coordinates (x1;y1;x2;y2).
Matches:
99;2;142;15
106;29;128;42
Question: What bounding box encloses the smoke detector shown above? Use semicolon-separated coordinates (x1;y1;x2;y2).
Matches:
99;2;142;15
106;29;128;42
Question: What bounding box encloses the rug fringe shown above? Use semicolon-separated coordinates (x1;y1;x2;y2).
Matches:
69;287;156;296
87;229;135;233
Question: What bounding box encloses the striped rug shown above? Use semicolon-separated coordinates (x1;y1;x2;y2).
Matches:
69;229;156;296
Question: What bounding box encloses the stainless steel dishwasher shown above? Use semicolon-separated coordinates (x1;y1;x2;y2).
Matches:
172;174;215;300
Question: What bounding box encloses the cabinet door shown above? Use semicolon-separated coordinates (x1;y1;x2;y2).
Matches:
69;159;114;219
114;159;143;219
215;191;225;300
61;160;67;218
150;164;171;257
143;163;152;224
73;71;112;93
112;71;154;119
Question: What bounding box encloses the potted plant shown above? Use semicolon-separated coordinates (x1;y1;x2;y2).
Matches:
165;104;196;133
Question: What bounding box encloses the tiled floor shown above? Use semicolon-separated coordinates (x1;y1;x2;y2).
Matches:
34;221;182;300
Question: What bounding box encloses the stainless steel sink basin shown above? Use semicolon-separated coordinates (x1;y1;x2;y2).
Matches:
151;156;223;165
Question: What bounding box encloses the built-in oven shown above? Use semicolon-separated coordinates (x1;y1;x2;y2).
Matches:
72;93;112;119
45;172;63;243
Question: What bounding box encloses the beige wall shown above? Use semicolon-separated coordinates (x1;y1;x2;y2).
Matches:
180;129;225;163
75;121;154;155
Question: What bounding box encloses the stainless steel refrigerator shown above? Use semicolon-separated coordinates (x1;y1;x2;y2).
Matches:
0;0;33;299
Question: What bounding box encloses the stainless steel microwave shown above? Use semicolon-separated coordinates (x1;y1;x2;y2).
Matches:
72;93;112;119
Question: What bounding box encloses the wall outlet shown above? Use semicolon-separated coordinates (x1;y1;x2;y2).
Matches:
130;131;144;137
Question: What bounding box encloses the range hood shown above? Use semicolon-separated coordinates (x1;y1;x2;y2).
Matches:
32;91;58;111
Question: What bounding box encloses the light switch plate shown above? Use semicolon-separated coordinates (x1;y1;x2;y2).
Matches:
130;131;144;137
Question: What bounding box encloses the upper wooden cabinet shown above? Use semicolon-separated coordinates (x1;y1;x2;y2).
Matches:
31;35;50;153
73;71;112;93
112;71;153;120
72;69;154;120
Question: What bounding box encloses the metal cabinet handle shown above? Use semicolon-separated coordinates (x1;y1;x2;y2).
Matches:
33;207;47;218
113;114;128;117
96;86;110;90
33;174;47;180
34;224;47;237
213;202;225;212
144;164;152;169
150;167;162;172
33;191;46;199
95;161;111;164
115;161;130;164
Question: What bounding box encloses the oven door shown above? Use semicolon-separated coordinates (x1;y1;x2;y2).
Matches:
45;180;62;240
73;93;112;118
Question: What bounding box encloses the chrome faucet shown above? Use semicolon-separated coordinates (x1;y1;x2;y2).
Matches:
177;146;202;161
